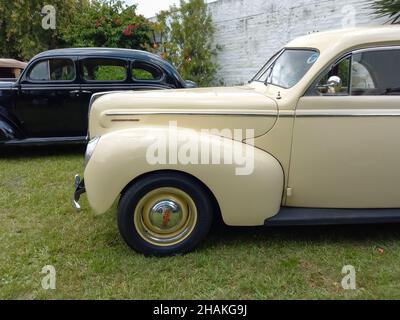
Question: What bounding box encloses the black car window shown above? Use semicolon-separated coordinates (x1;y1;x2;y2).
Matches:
82;58;127;81
28;59;75;81
351;49;400;96
132;61;163;81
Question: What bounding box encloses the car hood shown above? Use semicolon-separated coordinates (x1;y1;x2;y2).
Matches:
89;86;278;140
93;85;276;110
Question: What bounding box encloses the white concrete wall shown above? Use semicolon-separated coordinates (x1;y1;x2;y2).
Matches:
208;0;384;85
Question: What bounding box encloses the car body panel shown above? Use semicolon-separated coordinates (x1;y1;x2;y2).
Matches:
287;96;400;208
80;26;400;226
84;127;284;226
88;86;278;139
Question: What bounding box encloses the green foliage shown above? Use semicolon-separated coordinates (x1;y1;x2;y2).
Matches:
0;0;152;61
370;0;400;24
132;69;155;80
60;0;152;50
153;0;221;87
0;0;78;60
93;66;126;81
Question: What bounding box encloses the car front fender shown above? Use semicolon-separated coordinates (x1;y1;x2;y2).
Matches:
0;110;23;142
84;127;284;226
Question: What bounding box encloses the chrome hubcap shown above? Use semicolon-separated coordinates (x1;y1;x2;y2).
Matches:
134;188;198;247
149;200;183;231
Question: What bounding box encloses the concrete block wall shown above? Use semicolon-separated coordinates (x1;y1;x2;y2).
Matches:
208;0;384;85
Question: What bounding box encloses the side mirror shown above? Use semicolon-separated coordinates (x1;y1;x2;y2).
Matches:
327;76;342;90
184;80;197;88
317;76;342;94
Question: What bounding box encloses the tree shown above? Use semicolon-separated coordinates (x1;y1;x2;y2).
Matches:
153;0;220;87
0;0;152;61
0;0;79;60
59;0;152;49
371;0;400;24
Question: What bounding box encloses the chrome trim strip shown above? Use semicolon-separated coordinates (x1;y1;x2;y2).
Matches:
105;110;278;117
111;119;141;122
296;109;400;117
353;46;400;54
105;109;400;118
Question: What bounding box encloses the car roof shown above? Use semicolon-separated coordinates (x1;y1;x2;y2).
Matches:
286;25;400;52
31;47;177;73
0;58;27;69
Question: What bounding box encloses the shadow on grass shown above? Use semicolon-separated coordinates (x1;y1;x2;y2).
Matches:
0;144;86;159
206;223;400;248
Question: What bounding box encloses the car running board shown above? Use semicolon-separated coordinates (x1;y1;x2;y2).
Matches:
3;136;87;146
265;207;400;226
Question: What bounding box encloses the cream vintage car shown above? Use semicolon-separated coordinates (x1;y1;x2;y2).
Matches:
73;26;400;256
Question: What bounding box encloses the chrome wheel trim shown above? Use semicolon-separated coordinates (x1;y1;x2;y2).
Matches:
134;187;198;247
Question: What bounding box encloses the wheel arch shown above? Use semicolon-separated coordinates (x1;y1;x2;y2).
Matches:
120;169;223;223
84;127;284;226
0;106;24;142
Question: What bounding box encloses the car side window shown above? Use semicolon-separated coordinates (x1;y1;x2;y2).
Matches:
28;59;75;81
132;61;163;81
315;56;351;95
82;58;127;81
351;49;400;96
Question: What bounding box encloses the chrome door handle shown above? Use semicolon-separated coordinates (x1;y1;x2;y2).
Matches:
69;90;80;96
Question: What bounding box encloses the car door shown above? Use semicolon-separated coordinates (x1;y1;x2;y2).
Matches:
16;57;82;138
287;46;400;209
79;57;170;118
78;57;132;120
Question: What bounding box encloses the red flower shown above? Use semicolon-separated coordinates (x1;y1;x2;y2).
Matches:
123;28;132;36
122;24;137;36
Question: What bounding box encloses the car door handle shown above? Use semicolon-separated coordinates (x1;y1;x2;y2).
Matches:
69;90;80;97
81;90;92;95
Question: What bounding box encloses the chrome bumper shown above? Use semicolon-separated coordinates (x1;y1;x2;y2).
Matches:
71;174;86;212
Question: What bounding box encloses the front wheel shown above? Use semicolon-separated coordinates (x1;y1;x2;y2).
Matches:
118;172;214;256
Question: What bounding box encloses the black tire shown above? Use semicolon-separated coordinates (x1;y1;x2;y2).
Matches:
118;172;214;256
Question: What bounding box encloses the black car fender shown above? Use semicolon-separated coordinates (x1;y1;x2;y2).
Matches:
0;106;24;142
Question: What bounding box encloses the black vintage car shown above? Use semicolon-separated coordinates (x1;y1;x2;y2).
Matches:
0;48;193;145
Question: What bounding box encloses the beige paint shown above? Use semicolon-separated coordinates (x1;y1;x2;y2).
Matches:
287;96;400;208
85;127;284;226
88;86;278;139
83;26;400;226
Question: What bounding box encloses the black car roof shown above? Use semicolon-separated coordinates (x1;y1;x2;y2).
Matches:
31;48;179;75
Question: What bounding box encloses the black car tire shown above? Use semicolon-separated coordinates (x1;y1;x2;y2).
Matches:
118;172;214;256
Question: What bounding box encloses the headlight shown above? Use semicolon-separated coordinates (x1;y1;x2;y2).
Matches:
85;136;100;166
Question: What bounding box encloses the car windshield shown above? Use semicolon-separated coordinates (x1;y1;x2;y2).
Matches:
254;49;319;89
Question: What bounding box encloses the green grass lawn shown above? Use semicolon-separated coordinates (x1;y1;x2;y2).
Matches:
1;145;400;300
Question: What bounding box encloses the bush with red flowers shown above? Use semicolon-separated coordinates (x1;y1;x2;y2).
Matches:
60;0;152;50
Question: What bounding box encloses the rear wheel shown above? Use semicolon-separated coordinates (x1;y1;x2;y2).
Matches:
118;172;214;256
